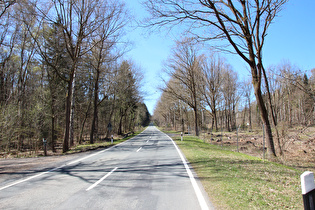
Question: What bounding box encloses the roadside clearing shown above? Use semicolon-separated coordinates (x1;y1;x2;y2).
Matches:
173;135;302;209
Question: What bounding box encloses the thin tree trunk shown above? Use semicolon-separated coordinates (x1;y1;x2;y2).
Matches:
106;96;116;138
0;70;4;104
69;70;76;147
242;106;246;128
51;109;56;153
180;104;184;132
213;104;218;131
248;98;252;131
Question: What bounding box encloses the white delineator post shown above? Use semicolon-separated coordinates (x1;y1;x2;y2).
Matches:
301;171;315;210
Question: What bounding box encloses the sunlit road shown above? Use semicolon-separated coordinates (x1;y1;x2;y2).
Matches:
0;126;213;210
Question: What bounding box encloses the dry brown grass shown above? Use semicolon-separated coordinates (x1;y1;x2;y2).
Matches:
199;126;315;172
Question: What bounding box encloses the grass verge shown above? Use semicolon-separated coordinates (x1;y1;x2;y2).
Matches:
173;135;303;209
68;131;143;154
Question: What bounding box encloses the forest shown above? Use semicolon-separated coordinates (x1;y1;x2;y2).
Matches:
153;38;315;160
1;0;314;161
146;0;315;160
0;0;150;156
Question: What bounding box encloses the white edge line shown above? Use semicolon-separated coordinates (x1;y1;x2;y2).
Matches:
86;167;118;191
0;171;48;191
166;133;209;210
0;149;109;192
0;129;147;192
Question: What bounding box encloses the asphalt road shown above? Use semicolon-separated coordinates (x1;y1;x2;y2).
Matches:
0;126;214;210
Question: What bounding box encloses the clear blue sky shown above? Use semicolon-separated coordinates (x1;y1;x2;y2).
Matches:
125;0;315;115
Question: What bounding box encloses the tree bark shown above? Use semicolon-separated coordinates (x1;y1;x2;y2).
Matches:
118;113;124;135
63;75;74;153
193;106;199;136
69;70;76;147
51;106;56;153
90;70;100;144
253;79;276;158
262;67;282;155
79;100;91;144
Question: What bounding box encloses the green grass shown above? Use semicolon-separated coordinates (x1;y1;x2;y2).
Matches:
174;135;303;209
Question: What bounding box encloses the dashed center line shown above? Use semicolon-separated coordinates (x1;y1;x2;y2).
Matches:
136;147;142;152
86;167;118;191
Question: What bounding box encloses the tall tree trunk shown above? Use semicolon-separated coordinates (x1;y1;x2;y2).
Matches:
180;104;184;132
118;113;124;135
211;117;214;131
253;83;276;158
0;70;4;105
63;75;74;153
212;100;218;131
214;111;218;131
194;107;199;136
79;100;91;144
242;106;246;128
69;70;76;147
262;67;282;155
17;76;25;152
90;105;98;144
106;96;116;138
90;70;100;144
51;104;56;153
232;102;236;130
248;98;252;131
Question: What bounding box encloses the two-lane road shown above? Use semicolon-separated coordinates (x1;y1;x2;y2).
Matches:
0;126;213;210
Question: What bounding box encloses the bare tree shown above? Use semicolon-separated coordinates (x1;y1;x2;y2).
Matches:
277;64;315;125
88;1;128;144
144;0;289;157
0;0;15;19
153;91;188;131
242;78;253;131
221;66;238;131
12;3;39;151
28;0;119;152
282;68;315;104
0;0;146;155
153;92;175;128
0;10;17;106
163;39;202;136
200;54;224;131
